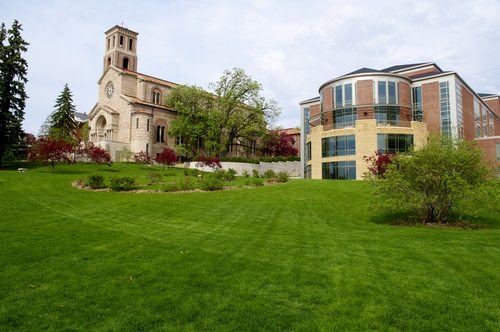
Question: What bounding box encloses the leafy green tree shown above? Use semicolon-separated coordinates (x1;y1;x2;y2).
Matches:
371;136;493;224
0;20;29;166
50;84;77;142
166;85;213;158
209;68;279;156
167;68;279;158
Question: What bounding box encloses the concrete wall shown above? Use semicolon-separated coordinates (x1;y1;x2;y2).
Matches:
185;161;302;177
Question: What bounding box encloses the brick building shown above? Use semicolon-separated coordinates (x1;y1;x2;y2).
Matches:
300;63;500;179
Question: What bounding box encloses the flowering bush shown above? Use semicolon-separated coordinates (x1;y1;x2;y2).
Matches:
134;151;151;164
155;148;177;167
28;137;74;172
86;145;111;164
195;155;221;169
364;151;394;178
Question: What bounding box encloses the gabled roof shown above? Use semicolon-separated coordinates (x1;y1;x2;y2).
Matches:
381;63;429;72
409;71;452;80
73;112;88;122
125;69;179;88
478;93;498;98
122;94;175;111
299;96;320;105
343;67;380;76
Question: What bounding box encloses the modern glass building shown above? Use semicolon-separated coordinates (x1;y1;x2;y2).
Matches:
300;63;500;179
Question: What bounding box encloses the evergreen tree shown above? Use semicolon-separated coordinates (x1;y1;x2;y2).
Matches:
0;20;29;166
50;84;77;142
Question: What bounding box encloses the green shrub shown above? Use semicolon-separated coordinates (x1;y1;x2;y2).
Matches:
164;171;177;177
146;171;162;185
252;178;264;187
200;173;224;191
179;177;198;191
162;182;180;192
263;169;276;179
184;168;200;177
252;169;260;178
86;174;105;189
108;177;135;191
224;168;237;181
276;171;289;183
241;170;250;178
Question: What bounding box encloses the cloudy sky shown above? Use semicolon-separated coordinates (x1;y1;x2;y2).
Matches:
2;0;500;134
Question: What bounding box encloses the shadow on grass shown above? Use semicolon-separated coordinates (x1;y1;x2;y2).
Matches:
0;161;45;171
369;211;496;230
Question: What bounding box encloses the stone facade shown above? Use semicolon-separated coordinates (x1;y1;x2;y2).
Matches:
88;26;179;161
301;62;500;179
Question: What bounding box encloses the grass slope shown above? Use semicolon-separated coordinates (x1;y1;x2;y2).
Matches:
0;163;499;331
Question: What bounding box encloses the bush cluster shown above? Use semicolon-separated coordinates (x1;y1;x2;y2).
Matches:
200;173;224;191
86;174;105;189
108;177;135;191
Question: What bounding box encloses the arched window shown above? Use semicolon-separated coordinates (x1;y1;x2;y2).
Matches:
123;57;129;70
107;38;110;50
107;57;111;68
129;38;133;50
151;89;161;104
156;125;165;143
147;119;150;132
112;35;115;47
119;35;124;47
136;118;139;129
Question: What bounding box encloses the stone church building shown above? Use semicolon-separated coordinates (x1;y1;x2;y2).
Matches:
88;25;179;161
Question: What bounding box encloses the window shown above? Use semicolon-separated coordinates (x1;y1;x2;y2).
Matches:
112;35;115;47
334;83;354;108
322;161;356;180
146;143;149;155
303;107;310;136
474;99;481;137
375;106;400;126
440;81;451;136
129;38;133;51
250;139;256;154
345;84;353;106
322;135;355;157
306;142;311;161
197;137;204;150
119;35;124;47
156;126;165;143
496;143;500;161
378;81;387;104
123;57;129;70
334;107;357;129
412;86;423;121
147;119;150;132
152;90;161;104
456;80;464;138
136;118;139;129
305;165;312;179
377;134;414;153
107;38;110;50
376;81;398;105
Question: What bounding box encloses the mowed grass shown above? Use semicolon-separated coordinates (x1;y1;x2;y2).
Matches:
0;163;499;331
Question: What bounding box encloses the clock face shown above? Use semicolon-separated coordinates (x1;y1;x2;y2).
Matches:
105;81;114;98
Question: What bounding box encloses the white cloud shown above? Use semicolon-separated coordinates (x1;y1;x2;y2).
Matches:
1;0;499;133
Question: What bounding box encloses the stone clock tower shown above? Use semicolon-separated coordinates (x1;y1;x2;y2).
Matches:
103;25;138;72
88;26;178;161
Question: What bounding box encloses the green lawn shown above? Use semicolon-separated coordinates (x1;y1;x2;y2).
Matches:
1;163;499;331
